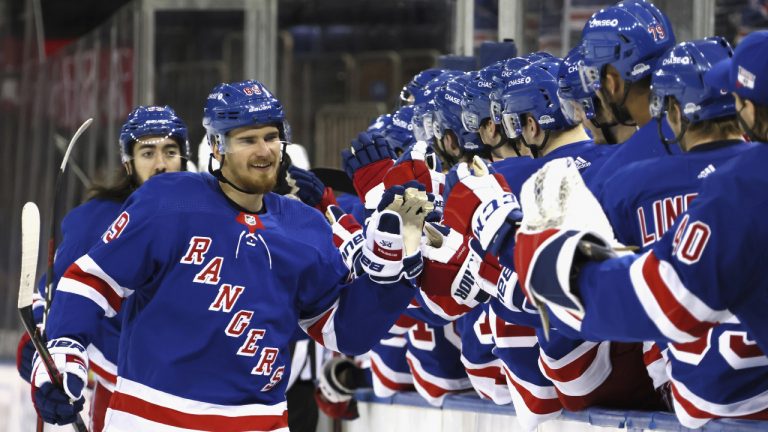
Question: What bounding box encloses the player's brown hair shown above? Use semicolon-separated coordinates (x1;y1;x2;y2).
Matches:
753;103;768;142
86;167;135;203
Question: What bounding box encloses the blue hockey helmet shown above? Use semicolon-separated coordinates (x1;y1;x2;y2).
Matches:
202;80;287;153
558;46;598;124
461;63;506;133
119;105;189;164
579;0;676;93
650;37;736;124
401;68;448;105
433;73;483;153
492;57;534;124
500;57;571;140
368;113;393;134
412;70;464;141
385;105;417;153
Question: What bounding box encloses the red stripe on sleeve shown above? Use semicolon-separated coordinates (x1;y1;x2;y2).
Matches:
306;307;335;346
642;253;714;338
63;262;123;313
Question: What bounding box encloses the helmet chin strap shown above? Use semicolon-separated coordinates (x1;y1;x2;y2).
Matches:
736;105;763;142
208;153;258;194
608;83;637;127
489;127;522;157
656;116;687;155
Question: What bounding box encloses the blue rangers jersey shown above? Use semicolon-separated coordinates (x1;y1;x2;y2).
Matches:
552;143;768;427
600;140;755;249
492;142;661;413
39;197;124;389
588;120;679;198
48;172;415;431
455;305;512;405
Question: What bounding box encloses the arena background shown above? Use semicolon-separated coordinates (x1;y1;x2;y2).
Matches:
1;1;766;431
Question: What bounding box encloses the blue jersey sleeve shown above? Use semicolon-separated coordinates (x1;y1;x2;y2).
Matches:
47;182;179;344
567;147;768;351
295;206;415;356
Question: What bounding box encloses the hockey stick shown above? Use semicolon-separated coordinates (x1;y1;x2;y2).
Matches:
18;202;89;432
44;118;93;326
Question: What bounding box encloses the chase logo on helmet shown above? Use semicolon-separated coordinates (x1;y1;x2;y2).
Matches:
477;80;494;89
444;93;462;105
589;18;619;28
662;54;691;66
508;76;533;86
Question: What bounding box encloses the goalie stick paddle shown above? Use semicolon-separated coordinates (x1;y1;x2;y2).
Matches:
44;118;93;326
18;202;89;432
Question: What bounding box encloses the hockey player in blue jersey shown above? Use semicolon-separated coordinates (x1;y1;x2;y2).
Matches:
579;0;679;197
31;79;430;431
593;36;764;428
461;59;532;161
18;105;189;431
509;30;768;427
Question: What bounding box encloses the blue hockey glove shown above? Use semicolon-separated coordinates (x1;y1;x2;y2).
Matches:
285;165;325;207
342;132;396;200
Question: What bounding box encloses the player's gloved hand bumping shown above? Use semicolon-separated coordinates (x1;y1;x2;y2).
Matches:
443;156;522;259
31;337;88;425
383;141;446;221
356;182;430;283
342;132;396;204
285;165;338;213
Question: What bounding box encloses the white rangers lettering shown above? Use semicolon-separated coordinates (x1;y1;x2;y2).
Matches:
252;347;280;375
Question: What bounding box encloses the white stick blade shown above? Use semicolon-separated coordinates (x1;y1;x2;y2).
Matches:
59;117;94;171
18;202;41;309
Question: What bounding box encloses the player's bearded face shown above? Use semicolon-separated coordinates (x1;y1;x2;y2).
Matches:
222;125;282;194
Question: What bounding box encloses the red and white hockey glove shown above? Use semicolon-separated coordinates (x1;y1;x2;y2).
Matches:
31;337;88;425
514;158;620;325
342;131;396;203
356;185;429;284
443;156;522;256
383;141;446;219
326;205;365;274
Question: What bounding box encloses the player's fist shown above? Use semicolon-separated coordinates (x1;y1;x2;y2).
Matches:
357;208;423;284
31;337;88;425
342;132;396;201
285;165;324;206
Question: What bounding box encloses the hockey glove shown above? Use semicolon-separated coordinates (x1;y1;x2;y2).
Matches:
342;132;396;202
443;156;522;256
285;166;339;214
384;141;446;220
514;158;620;322
357;186;428;283
31;337;88;425
326;205;365;274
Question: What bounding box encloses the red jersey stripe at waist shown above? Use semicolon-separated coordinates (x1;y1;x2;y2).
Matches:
109;392;288;432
